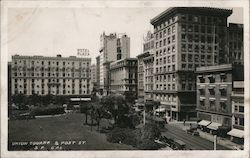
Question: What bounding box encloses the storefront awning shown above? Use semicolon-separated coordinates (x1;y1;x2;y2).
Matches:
227;129;244;138
198;120;211;126
155;108;166;112
207;122;222;130
70;98;91;101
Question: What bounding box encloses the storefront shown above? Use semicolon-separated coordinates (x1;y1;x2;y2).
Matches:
207;122;222;135
198;120;211;132
227;128;244;144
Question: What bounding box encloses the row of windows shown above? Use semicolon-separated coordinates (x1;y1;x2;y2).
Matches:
155;26;176;40
199;88;227;96
155;74;175;82
14;78;89;83
181;34;218;44
156;84;176;91
155;45;176;56
13;72;90;77
145;76;153;83
181;63;212;70
180;14;226;25
181;24;220;34
155;65;176;73
181;54;213;62
14;84;89;89
12;67;90;72
156;55;175;65
154;94;177;102
154;16;176;31
198;74;229;83
13;60;90;66
156;38;176;49
200;100;228;112
14;89;89;95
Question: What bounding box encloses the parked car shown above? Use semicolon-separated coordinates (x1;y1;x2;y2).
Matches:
186;128;199;136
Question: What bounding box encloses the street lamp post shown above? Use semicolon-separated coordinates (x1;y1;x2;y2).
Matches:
214;135;217;150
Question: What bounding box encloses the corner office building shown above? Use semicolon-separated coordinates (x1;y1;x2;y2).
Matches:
150;7;233;121
11;54;91;96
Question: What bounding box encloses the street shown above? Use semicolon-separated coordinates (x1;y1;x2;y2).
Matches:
164;124;230;150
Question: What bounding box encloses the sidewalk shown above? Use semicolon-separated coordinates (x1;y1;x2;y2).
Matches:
168;121;243;150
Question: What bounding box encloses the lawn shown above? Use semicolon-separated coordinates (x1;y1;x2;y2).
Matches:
8;113;135;150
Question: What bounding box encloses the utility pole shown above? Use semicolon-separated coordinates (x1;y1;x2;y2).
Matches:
214;135;217;150
143;108;146;125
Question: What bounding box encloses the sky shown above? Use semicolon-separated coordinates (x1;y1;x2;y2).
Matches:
7;7;243;64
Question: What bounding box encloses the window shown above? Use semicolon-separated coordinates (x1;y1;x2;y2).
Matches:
181;34;186;42
239;106;244;113
172;45;176;52
181;54;186;62
188;25;193;32
182;25;186;32
239;118;244;126
194;16;199;22
201;26;205;33
168;28;171;35
172;35;175;42
172;25;175;33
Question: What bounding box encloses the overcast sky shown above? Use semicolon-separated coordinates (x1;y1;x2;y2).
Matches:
7;7;243;63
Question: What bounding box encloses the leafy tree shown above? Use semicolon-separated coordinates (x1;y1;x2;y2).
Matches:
101;94;130;127
11;94;28;109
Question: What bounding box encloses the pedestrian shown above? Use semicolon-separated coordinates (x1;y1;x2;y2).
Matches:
183;119;186;126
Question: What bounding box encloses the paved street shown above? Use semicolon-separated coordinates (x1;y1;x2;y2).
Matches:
164;124;230;150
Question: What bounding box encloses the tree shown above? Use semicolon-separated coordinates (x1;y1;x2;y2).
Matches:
101;94;130;127
80;102;91;125
11;94;28;109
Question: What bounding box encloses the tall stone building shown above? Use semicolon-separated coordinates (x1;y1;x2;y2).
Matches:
96;55;101;92
150;7;233;121
137;31;154;101
110;58;138;103
99;32;130;95
11;54;91;96
90;64;97;92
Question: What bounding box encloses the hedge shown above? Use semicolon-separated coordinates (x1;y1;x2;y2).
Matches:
30;107;65;116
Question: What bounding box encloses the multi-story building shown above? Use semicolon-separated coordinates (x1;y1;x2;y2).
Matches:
110;58;138;103
99;32;130;95
90;64;97;92
228;23;244;65
8;62;12;103
196;64;244;135
150;7;233;121
137;52;151;100
137;31;155;101
11;54;91;96
143;54;154;102
227;81;244;144
96;55;100;91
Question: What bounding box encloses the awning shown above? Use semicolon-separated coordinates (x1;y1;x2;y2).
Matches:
70;98;91;101
207;122;222;130
209;98;216;101
227;129;244;138
198;120;211;126
155;108;166;112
